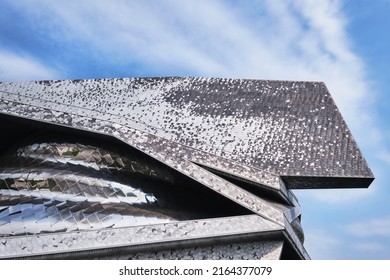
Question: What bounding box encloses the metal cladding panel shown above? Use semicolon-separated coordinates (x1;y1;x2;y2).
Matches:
0;77;373;189
94;240;285;260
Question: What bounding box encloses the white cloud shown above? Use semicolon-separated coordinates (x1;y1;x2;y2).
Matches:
0;50;59;82
353;242;383;252
345;217;390;237
377;149;390;166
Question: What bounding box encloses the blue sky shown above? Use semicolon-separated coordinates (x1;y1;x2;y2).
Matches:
0;0;389;259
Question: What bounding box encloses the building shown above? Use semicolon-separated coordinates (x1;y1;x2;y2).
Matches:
0;77;374;259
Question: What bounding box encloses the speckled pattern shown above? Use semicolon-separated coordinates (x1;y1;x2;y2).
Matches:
0;98;288;226
95;240;284;260
0;77;373;185
0;76;372;259
0;214;283;259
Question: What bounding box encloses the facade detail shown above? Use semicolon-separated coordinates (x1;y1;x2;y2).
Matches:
0;77;373;259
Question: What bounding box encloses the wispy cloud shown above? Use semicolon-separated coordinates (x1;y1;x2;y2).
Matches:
303;229;341;259
0;49;59;82
377;149;390;166
345;217;390;237
353;242;383;252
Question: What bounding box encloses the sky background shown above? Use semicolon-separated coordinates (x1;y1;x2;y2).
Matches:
0;0;389;259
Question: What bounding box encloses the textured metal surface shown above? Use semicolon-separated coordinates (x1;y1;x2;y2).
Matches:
95;240;284;260
0;77;374;188
0;139;172;236
0;103;288;226
0;76;373;259
0;214;283;259
0;138;253;237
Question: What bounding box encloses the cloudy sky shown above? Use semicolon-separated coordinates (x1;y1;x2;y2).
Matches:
0;0;389;259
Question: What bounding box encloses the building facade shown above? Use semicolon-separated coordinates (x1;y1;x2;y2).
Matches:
0;77;373;259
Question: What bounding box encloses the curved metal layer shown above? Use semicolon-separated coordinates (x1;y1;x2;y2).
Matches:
0;137;252;237
95;240;285;260
0;214;284;259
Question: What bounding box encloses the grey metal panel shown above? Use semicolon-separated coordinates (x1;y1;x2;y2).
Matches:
94;240;284;260
0;214;283;259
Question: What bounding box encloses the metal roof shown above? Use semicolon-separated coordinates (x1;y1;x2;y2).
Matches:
0;77;374;188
